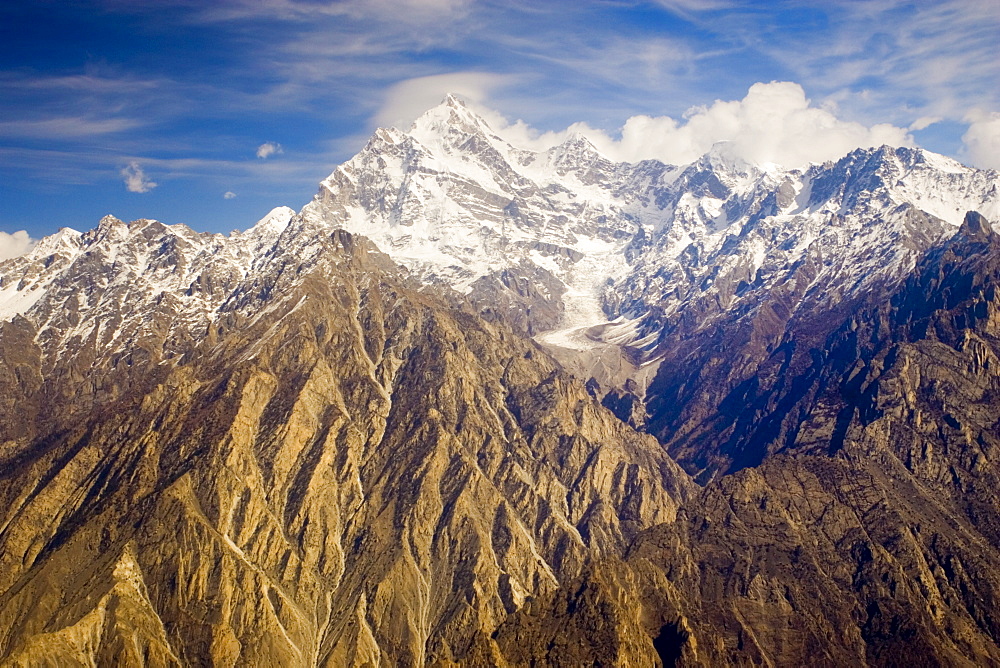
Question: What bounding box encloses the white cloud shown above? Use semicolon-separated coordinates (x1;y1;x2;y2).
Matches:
223;191;237;199
909;116;942;132
374;72;518;129
490;81;914;169
0;116;142;139
654;0;736;12
0;230;35;261
256;142;284;159
364;0;472;21
961;110;1000;170
120;161;157;193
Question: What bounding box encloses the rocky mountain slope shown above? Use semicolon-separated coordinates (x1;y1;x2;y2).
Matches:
487;211;1000;666
0;214;690;665
0;96;999;665
299;96;999;480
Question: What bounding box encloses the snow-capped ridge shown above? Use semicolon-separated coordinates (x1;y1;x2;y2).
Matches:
801;145;999;225
301;100;998;362
250;206;295;237
26;226;83;259
12;97;995;391
552;132;605;159
409;94;491;137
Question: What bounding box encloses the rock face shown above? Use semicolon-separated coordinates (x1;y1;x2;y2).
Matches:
644;209;1000;482
0;216;689;665
484;211;1000;666
1;97;999;665
494;452;1000;666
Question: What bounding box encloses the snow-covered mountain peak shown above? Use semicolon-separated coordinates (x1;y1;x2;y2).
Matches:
26;226;82;259
407;93;509;155
552;132;603;157
300;100;997;368
85;214;130;244
545;133;611;179
696;142;778;184
803;145;999;225
249;205;295;238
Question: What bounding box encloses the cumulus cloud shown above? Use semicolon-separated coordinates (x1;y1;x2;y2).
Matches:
961;110;1000;170
0;230;35;261
256;142;284;159
374;72;518;129
490;81;914;169
120;161;157;193
223;191;237;199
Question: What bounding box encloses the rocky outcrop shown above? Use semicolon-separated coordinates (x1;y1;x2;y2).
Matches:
644;211;1000;485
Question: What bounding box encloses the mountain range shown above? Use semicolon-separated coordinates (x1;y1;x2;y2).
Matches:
1;95;998;665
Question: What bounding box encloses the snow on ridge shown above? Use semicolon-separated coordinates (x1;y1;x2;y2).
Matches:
0;282;47;322
299;97;1000;352
8;97;998;363
1;213;230;325
247;206;295;240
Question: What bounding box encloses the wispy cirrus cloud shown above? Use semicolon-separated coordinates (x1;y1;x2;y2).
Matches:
0;116;142;140
0;147;331;186
188;0;474;26
0;70;169;140
746;0;1000;123
1;72;162;95
495;32;696;93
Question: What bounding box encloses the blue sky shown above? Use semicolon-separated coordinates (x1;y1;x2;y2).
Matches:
1;0;998;250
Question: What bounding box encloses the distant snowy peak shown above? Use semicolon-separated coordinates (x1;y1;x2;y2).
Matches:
299;96;999;351
9;95;996;373
1;215;238;325
408;93;500;150
802;145;999;225
546;133;608;169
250;206;295;236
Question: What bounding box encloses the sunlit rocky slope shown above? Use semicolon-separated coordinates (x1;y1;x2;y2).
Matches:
1;96;999;665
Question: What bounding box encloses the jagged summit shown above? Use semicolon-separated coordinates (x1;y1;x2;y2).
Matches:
550;132;604;158
301;100;999;352
407;93;507;155
957;209;997;243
